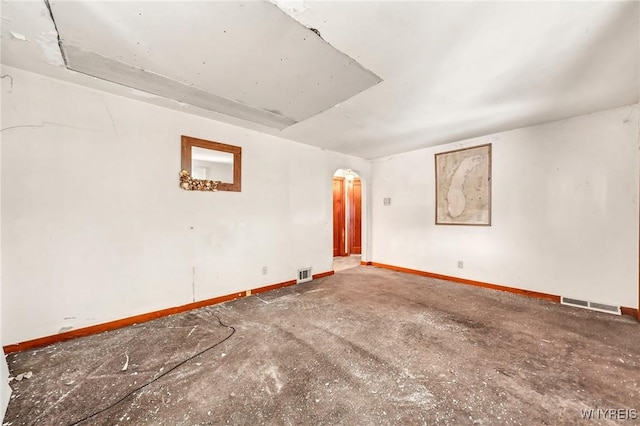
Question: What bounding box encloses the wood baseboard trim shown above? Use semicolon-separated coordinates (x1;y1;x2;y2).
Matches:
361;261;372;266
252;280;297;295
620;306;639;318
313;271;335;280
3;271;334;354
369;262;561;302
368;262;639;320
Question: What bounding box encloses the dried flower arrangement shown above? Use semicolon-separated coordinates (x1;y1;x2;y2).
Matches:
179;169;220;191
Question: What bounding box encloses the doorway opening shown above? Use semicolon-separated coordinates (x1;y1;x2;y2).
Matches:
333;169;362;271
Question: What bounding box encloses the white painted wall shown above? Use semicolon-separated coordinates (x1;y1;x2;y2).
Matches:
0;92;12;420
371;105;639;309
0;66;370;345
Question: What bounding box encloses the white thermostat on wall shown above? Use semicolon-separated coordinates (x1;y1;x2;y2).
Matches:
383;197;391;206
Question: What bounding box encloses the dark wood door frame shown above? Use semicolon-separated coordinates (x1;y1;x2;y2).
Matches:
333;177;346;257
348;178;362;255
333;175;362;258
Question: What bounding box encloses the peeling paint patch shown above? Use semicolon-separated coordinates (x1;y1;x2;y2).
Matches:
271;0;307;14
37;31;65;66
9;31;27;41
308;27;322;39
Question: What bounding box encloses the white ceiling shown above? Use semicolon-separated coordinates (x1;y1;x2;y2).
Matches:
49;0;381;129
1;1;638;159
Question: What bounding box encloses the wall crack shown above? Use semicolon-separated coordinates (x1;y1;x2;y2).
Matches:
101;97;118;136
1;121;99;133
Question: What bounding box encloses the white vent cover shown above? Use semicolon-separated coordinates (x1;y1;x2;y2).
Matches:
297;267;312;284
561;296;621;315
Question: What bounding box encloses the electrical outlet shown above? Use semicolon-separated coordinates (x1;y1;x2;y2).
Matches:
457;261;464;269
262;266;268;275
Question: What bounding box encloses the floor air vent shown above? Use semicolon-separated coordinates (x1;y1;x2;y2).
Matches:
297;267;312;284
561;296;621;315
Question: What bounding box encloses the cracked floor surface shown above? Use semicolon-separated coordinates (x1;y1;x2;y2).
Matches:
4;266;640;425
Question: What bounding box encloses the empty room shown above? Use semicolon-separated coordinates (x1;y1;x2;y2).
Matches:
1;0;639;424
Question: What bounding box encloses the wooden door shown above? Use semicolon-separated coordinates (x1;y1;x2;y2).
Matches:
332;177;346;256
348;178;362;254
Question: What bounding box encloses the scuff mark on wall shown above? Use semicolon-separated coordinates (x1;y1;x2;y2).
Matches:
1;74;14;92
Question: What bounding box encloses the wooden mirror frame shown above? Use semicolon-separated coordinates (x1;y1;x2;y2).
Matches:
181;135;242;192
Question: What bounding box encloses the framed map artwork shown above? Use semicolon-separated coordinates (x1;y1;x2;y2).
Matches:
435;144;491;226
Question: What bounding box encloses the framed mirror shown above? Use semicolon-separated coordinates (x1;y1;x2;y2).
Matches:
181;135;242;192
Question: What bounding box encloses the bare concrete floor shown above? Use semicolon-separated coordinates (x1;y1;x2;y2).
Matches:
4;266;640;425
333;255;361;272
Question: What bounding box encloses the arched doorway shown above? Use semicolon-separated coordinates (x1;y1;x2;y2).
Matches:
333;169;362;271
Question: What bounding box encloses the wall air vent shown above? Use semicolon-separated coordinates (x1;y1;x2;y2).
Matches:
561;296;621;315
297;267;312;284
